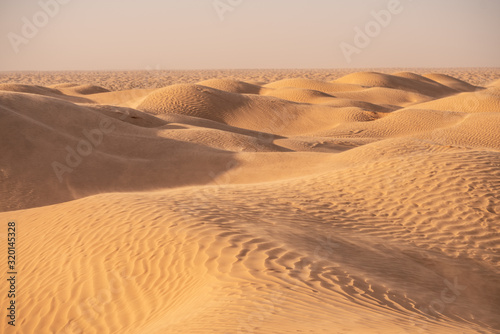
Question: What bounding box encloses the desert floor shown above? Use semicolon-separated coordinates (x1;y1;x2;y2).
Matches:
1;68;499;333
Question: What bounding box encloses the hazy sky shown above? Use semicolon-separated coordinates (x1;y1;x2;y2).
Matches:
1;0;499;71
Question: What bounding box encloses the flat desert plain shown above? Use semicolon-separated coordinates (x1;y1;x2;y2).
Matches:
0;68;499;333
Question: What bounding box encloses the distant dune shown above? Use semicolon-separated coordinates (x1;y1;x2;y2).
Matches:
0;69;499;334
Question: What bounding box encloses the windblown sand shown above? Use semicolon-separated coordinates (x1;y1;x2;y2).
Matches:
1;69;499;333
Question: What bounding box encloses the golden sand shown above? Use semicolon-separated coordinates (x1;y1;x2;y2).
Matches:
1;69;499;333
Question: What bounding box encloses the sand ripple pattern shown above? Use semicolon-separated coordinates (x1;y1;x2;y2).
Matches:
0;70;499;333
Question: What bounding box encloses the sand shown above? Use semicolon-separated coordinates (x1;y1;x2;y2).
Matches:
0;69;499;333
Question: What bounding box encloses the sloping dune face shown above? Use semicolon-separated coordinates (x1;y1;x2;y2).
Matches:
1;70;499;334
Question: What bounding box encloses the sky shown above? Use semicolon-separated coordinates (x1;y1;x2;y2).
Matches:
0;0;499;71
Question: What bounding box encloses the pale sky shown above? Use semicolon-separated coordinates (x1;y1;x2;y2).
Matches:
1;0;499;71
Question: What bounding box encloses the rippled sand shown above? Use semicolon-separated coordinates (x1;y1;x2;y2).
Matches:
1;69;499;333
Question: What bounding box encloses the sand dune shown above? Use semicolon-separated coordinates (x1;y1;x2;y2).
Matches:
197;78;264;95
410;85;500;113
1;69;499;333
2;68;498;89
53;83;111;95
261;87;336;104
422;73;478;92
0;83;93;103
